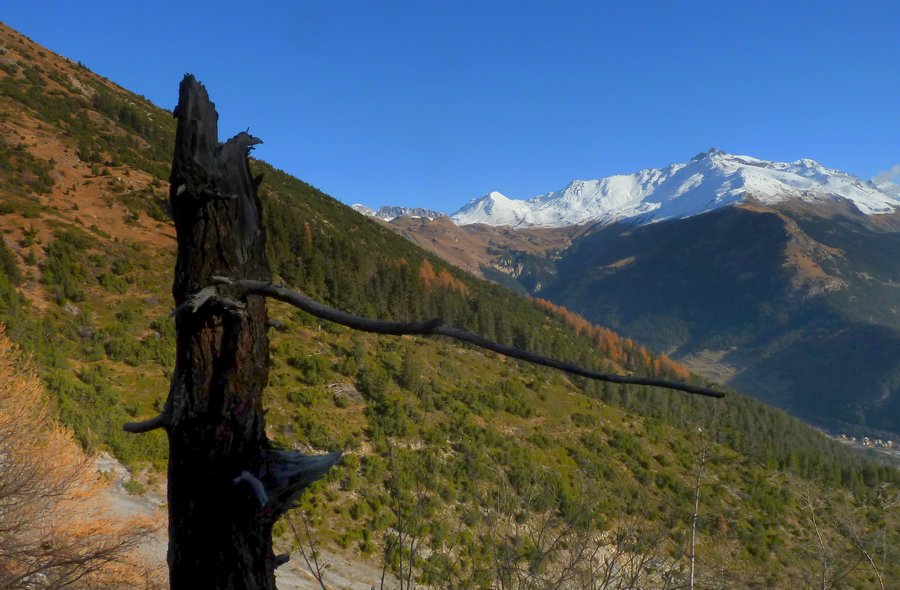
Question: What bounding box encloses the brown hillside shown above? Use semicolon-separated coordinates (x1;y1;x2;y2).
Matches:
0;23;175;306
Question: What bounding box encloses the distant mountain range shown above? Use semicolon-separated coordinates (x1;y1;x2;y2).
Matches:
357;151;900;437
351;204;446;222
453;148;899;227
358;148;900;229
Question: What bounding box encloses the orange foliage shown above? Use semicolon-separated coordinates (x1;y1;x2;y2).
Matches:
0;327;164;589
436;268;468;294
418;259;468;295
529;297;691;380
418;258;437;284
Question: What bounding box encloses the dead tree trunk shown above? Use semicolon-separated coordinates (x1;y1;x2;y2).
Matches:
126;75;338;590
166;72;272;590
124;75;722;590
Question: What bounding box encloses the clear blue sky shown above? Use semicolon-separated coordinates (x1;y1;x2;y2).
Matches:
4;1;898;212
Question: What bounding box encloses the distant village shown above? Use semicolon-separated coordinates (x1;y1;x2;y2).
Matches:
835;434;899;461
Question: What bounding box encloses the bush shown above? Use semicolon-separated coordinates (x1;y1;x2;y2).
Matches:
0;239;21;285
357;364;390;398
41;228;96;303
287;353;329;385
0;330;162;587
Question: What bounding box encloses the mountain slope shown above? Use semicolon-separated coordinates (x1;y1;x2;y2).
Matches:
1;22;898;588
451;148;900;228
355;150;900;438
538;203;900;436
416;197;900;437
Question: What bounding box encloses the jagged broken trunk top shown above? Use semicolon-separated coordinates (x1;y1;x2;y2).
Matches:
166;75;276;589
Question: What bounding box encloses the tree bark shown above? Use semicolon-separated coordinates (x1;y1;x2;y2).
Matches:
158;75;337;590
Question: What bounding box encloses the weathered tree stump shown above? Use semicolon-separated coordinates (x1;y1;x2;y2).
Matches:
124;74;721;590
129;75;338;590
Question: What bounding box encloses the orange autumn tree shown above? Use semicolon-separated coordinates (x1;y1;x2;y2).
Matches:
530;297;691;381
0;327;163;589
418;259;468;295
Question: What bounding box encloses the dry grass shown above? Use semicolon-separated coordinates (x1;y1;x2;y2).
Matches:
0;327;165;589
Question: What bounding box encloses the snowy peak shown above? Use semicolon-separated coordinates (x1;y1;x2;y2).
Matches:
353;204;447;222
351;204;376;217
450;150;900;228
878;181;900;199
450;191;533;227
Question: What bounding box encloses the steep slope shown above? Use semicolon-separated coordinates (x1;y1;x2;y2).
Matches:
540;203;900;437
1;23;898;588
451;148;900;228
373;215;576;290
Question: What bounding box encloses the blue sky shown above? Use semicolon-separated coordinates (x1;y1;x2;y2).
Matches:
4;2;898;212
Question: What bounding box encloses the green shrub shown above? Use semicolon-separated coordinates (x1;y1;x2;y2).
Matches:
0;239;21;285
123;478;147;496
287;353;329;385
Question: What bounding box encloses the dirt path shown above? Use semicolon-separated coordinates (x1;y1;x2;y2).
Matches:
97;453;391;589
95;453;167;563
274;546;396;590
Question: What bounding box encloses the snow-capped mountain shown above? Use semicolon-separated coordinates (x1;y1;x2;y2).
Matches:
352;204;447;222
448;191;533;227
451;149;900;228
877;181;900;199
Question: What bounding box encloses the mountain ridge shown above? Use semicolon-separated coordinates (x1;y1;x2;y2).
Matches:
355;156;900;437
351;203;446;222
355;149;899;231
451;148;900;228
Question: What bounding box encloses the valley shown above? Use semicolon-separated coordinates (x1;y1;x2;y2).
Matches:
364;157;900;440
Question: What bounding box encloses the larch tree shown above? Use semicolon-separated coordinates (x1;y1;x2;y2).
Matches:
0;327;162;589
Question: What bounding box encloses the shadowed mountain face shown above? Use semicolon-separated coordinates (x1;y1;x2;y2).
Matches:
536;204;900;437
549;207;795;350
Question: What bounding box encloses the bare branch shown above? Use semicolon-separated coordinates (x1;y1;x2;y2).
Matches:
122;413;169;434
289;511;330;590
211;277;725;398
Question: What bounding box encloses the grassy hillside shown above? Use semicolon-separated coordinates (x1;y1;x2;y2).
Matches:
1;22;898;587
